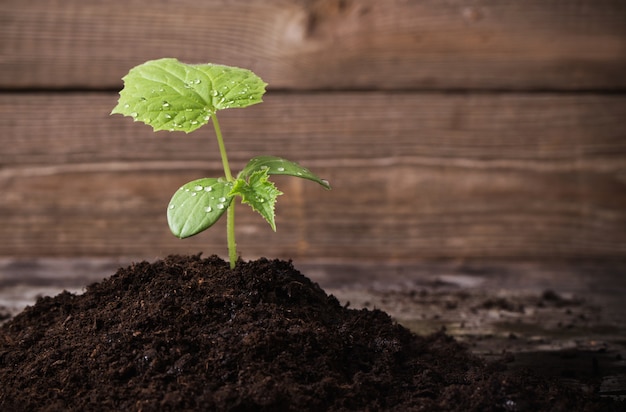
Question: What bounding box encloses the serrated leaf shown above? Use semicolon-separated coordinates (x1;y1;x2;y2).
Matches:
167;178;233;238
111;58;267;133
229;170;283;231
239;156;331;190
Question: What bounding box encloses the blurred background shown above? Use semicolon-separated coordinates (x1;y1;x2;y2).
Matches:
1;0;625;271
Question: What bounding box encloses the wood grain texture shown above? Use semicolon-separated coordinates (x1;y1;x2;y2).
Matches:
1;0;625;90
1;92;624;260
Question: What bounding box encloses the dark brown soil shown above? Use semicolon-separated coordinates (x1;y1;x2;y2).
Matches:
0;255;620;411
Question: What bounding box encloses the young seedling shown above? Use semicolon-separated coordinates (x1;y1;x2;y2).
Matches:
111;58;330;269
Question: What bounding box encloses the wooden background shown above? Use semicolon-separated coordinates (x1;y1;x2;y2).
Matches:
1;0;625;264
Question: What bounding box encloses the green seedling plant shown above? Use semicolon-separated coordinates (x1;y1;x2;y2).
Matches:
112;58;330;269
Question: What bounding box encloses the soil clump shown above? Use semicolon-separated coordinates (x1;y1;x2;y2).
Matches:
0;255;619;411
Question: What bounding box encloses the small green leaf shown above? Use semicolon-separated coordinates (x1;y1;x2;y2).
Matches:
167;178;233;238
229;170;283;231
239;156;331;189
111;58;267;133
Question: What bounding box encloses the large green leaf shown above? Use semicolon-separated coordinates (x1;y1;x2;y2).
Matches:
229;170;283;231
111;58;267;133
239;156;331;189
167;178;234;238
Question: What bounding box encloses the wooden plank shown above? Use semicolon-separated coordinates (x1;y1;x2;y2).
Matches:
2;92;625;165
1;0;625;90
1;92;624;260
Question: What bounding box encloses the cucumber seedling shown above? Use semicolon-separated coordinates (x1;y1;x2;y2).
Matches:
112;58;330;268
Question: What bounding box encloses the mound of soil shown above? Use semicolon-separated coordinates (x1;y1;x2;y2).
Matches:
0;255;618;411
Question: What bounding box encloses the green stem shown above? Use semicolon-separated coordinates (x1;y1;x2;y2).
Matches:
212;113;233;181
211;113;237;269
227;202;237;269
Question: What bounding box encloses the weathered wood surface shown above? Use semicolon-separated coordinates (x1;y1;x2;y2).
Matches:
1;0;625;90
1;92;624;260
1;0;625;262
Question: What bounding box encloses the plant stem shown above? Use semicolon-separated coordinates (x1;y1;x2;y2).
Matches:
211;113;237;269
212;113;233;182
226;202;237;269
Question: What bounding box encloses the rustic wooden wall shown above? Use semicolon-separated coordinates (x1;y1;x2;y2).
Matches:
1;0;625;263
